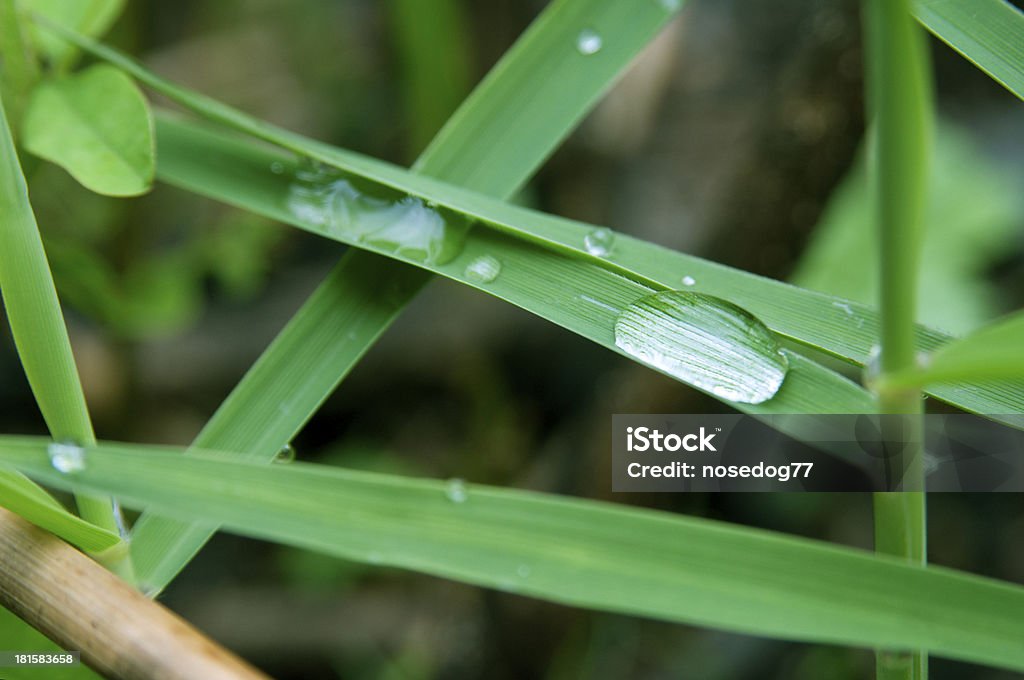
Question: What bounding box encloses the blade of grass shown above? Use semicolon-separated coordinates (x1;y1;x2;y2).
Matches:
0;469;120;553
913;0;1024;101
127;0;689;591
880;309;1024;389
31;17;1024;419
865;0;933;677
152;115;1023;420
4;438;1024;673
0;91;130;576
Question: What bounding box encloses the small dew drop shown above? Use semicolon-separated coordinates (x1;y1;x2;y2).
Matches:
270;161;285;175
681;275;696;287
613;291;789;404
576;29;603;56
516;564;532;578
274;444;296;464
48;441;86;474
445;478;468;504
658;0;682;11
832;301;854;317
464;255;502;284
584;227;615;256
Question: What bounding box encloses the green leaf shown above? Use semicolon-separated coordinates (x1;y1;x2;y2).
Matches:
0;89;124;548
152;115;1024;420
0;469;120;553
21;0;125;69
882;310;1024;389
22;64;154;196
128;0;690;591
4;438;1024;673
913;0;1024;101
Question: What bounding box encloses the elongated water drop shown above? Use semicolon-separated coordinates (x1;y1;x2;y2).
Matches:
614;291;789;404
48;441;87;473
445;478;468;504
576;29;603;55
584;227;615;256
274;444;296;464
464;255;502;284
286;160;470;265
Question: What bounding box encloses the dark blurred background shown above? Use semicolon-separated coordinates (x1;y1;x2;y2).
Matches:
2;0;1024;677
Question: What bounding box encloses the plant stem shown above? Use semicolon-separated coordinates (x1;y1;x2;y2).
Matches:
864;0;933;678
0;507;267;680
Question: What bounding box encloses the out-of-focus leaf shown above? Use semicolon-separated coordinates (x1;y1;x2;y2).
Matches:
23;64;154;196
22;0;124;68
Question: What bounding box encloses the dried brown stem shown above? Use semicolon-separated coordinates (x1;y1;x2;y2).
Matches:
0;507;270;680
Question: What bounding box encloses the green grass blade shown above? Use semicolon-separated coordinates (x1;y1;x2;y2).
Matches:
33;16;1024;421
151;116;1024;420
0;90;124;547
21;0;125;70
882;310;1024;388
0;469;120;553
5;438;1024;673
913;0;1024;101
128;0;686;591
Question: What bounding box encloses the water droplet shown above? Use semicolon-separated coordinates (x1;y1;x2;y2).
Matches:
660;0;683;11
832;301;854;316
584;227;615;256
464;255;502;284
367;551;383;565
48;441;86;474
286;160;470;265
613;291;789;404
270;161;284;175
516;564;532;578
444;478;468;504
274;444;296;464
681;275;696;287
576;29;603;56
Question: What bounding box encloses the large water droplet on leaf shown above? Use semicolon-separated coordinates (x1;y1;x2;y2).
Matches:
614;291;789;404
286;160;470;265
584;227;615;256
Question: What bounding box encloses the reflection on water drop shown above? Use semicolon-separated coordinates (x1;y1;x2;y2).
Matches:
576;29;603;55
832;301;854;316
613;291;789;404
445;478;468;504
286;160;470;265
48;441;87;473
275;444;296;464
464;255;502;284
681;275;696;287
584;227;615;256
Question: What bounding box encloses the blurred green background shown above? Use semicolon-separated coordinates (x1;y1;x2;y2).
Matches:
2;0;1024;677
